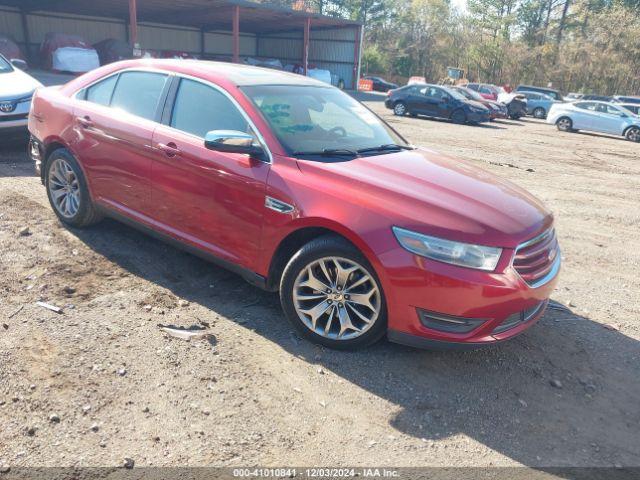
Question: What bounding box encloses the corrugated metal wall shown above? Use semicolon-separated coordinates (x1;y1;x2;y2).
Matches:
0;6;357;88
0;7;23;42
205;31;257;57
258;27;357;88
27;11;127;44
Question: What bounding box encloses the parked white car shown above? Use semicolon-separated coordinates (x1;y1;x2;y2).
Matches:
547;100;640;142
0;54;43;134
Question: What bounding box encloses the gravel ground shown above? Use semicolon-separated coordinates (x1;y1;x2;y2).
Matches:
0;97;639;472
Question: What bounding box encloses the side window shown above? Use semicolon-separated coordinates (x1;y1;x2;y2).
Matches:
84;75;118;106
479;86;491;94
576;102;596;111
467;84;478;91
171;78;249;138
527;93;540;100
110;71;168;121
604;104;623;116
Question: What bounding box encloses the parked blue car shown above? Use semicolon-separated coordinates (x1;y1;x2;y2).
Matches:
520;91;557;119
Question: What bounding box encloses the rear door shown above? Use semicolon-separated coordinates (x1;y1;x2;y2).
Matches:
150;77;271;270
404;86;426;113
73;70;169;217
571;102;598;130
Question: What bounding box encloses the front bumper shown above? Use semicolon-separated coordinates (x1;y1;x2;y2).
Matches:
29;135;44;181
378;242;560;348
0;114;28;131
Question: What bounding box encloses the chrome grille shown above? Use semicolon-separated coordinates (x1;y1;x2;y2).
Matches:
513;228;560;288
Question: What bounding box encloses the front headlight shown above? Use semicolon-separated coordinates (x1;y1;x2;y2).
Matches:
392;227;502;271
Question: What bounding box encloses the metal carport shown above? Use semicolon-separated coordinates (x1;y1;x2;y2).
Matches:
0;0;362;88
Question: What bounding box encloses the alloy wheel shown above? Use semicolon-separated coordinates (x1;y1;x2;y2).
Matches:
48;158;81;218
557;118;572;131
394;103;406;116
293;256;381;340
626;127;640;142
533;107;546;119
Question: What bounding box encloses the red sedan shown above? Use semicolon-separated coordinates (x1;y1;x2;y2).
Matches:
451;86;508;120
28;60;560;350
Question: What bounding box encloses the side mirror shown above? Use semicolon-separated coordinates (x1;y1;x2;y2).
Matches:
204;130;265;159
11;59;28;70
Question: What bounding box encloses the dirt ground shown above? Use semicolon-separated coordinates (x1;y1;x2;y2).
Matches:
0;96;639;472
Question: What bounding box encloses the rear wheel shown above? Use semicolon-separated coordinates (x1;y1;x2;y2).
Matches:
451;109;466;124
533;107;546;119
393;102;407;116
625;126;640;142
280;236;387;350
556;116;573;132
45;148;102;227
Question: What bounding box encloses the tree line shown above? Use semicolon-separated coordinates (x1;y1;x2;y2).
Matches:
289;0;640;95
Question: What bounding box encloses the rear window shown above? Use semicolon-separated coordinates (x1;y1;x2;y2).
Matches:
110;71;168;121
85;75;118;106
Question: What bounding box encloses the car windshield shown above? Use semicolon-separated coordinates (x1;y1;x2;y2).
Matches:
443;87;467;101
0;55;13;74
458;87;483;101
242;85;408;157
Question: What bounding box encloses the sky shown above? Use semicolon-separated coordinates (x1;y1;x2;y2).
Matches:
451;0;468;12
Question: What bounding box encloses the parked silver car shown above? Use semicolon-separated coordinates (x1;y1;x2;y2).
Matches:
546;101;640;142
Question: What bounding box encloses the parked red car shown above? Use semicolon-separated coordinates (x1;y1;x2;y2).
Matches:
451;86;508;120
28;60;560;350
466;83;499;101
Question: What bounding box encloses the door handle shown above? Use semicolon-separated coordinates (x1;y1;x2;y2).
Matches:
78;116;94;128
157;142;181;157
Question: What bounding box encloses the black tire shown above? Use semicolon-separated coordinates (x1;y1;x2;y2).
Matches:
556;116;573;132
533;107;546;119
393;101;407;116
280;235;387;350
509;113;521;120
45;148;102;227
624;126;640;142
451;109;466;124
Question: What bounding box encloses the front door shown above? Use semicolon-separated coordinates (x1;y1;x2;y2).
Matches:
593;104;626;134
150;77;270;270
73;70;169;217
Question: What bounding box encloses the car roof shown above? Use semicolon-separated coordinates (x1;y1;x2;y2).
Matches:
517;85;559;93
108;59;330;87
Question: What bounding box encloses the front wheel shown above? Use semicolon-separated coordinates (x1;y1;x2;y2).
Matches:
45;148;102;227
393;102;407;116
280;236;387;350
556;117;573;132
625;126;640;142
451;109;466;124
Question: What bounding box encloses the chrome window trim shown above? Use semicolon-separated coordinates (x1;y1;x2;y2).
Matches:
164;73;273;164
72;67;169;100
71;66;273;163
512;228;561;289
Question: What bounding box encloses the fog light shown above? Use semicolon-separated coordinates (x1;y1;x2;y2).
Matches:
417;309;486;334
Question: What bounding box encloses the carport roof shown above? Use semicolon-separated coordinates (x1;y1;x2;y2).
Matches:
3;0;361;33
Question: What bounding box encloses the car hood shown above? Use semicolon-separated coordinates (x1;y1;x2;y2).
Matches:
0;68;43;98
297;148;552;248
